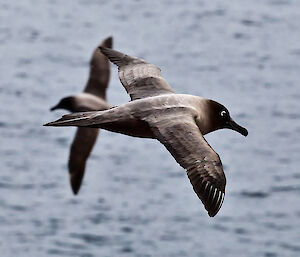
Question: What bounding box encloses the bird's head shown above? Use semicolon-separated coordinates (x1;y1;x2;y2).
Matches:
50;96;76;112
205;100;248;136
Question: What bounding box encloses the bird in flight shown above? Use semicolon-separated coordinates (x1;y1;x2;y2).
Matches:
45;47;248;217
49;37;113;195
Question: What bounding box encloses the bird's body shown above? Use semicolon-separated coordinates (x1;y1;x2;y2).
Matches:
50;37;113;195
53;94;223;138
52;92;110;112
46;47;248;216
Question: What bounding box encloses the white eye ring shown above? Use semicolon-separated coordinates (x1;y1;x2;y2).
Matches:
221;110;227;117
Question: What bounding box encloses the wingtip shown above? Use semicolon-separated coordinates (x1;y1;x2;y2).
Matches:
71;183;80;195
207;192;225;217
208;204;222;217
207;206;219;217
208;210;218;217
102;36;113;49
70;174;82;195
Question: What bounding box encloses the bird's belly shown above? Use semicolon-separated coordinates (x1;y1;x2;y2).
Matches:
98;119;155;139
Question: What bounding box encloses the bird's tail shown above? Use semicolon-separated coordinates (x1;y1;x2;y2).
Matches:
44;111;100;127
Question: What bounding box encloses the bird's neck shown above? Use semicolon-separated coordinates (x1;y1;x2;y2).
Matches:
195;99;215;135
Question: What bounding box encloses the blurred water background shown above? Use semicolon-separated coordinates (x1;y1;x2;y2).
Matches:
1;0;300;256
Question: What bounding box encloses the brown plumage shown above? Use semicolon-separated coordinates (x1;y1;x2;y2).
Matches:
84;37;112;100
50;37;112;195
45;47;248;216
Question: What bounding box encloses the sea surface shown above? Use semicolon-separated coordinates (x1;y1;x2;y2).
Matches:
1;0;300;256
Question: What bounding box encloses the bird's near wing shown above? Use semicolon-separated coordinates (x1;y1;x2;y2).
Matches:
84;36;113;99
146;113;226;217
68;127;99;194
99;47;176;101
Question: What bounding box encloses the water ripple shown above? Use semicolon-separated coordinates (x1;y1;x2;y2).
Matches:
280;242;300;252
87;212;110;225
240;191;270;199
70;233;109;246
271;185;300;193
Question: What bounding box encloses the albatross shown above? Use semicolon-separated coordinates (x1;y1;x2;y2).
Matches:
49;37;113;195
45;47;248;217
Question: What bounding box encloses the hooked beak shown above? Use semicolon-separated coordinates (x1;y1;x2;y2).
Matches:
227;118;248;137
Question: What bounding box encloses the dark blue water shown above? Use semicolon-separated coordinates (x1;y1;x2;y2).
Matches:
1;0;300;256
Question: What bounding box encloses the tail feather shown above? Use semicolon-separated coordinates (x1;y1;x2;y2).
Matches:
44;111;99;127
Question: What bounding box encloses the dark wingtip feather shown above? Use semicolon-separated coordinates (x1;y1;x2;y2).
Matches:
208;209;220;217
70;180;80;195
69;171;83;195
102;36;113;49
207;191;225;217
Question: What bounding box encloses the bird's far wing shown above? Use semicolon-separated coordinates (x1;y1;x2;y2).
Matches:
146;114;226;217
84;36;113;99
68;127;99;194
99;47;176;101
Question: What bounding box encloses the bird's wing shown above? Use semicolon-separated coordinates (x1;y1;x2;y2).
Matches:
68;127;99;194
99;47;176;101
146;113;226;217
84;36;113;99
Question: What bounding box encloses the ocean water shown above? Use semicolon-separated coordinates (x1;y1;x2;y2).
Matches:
1;0;300;256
